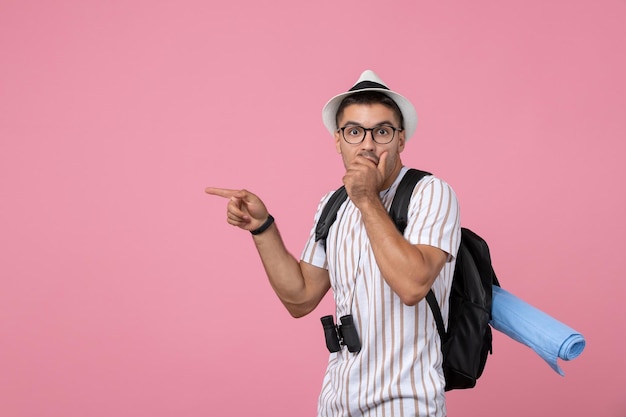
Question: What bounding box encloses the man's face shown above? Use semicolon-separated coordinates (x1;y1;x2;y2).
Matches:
334;103;406;187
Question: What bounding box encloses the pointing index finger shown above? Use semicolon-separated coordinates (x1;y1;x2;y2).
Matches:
205;187;240;199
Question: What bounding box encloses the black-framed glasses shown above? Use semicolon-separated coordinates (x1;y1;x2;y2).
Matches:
338;124;402;144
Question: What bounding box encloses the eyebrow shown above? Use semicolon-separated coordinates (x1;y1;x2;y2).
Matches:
341;120;396;127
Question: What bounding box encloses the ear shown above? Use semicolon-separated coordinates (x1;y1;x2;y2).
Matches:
334;130;342;154
397;129;406;153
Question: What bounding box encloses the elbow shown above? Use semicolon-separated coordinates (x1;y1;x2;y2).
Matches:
396;280;432;306
284;302;315;318
395;267;440;306
288;309;309;319
399;292;426;306
400;295;420;307
282;290;326;318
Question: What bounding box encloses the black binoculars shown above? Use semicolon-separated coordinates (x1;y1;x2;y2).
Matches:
320;314;361;353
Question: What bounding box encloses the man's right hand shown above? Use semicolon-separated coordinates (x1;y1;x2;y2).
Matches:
205;187;269;232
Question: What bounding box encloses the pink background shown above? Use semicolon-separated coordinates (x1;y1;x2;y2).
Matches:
1;0;624;416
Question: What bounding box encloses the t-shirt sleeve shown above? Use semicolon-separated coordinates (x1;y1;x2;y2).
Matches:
404;176;461;260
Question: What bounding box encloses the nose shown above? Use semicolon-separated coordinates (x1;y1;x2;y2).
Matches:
361;129;377;150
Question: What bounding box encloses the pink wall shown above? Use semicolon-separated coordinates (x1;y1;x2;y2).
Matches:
1;0;624;416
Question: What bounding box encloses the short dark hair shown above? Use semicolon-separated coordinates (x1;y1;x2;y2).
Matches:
335;91;404;129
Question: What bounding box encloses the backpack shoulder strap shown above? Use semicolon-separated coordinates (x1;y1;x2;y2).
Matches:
426;291;447;342
314;186;349;250
389;168;432;233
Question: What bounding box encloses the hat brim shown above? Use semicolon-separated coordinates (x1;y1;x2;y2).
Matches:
322;88;417;141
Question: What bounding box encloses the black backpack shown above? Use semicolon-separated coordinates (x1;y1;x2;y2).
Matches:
314;168;500;391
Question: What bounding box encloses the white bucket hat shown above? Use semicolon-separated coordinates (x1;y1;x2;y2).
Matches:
322;70;418;141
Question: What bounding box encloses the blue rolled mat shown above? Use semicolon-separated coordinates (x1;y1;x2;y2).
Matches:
489;285;586;376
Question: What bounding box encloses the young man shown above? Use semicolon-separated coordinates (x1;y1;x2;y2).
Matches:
206;70;461;417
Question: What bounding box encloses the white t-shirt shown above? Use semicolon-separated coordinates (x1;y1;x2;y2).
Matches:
301;167;461;417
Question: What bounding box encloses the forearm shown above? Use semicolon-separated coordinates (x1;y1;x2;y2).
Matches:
252;222;327;316
359;196;442;305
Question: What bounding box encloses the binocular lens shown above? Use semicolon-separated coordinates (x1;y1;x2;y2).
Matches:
340;315;361;353
321;315;341;352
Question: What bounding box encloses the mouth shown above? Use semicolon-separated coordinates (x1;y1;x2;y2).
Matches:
358;151;379;165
